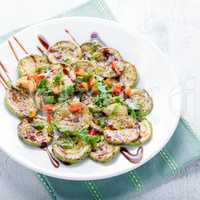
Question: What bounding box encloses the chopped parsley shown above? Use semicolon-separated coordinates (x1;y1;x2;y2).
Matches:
135;110;145;121
125;99;140;110
95;81;107;93
35;66;48;72
112;96;122;103
43;95;56;104
58;85;75;102
37;78;48;92
53;73;63;84
90;52;100;60
125;100;144;120
97;117;106;128
92;81;113;107
78;129;101;146
92;92;111;107
76;76;85;82
62;129;101;147
129;109;137;119
111;103;120;116
32;122;45;130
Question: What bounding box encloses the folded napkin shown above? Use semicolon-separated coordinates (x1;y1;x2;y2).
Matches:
34;1;200;200
1;0;199;199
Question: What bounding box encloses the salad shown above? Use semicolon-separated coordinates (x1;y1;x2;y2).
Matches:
1;31;153;165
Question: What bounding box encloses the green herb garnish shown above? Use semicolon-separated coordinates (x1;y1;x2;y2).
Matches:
58;85;74;102
92;92;111;107
90;52;100;60
130;109;137;119
55;137;74;149
76;76;85;82
126;101;144;120
32;122;45;130
78;88;87;94
64;58;72;65
96;81;107;93
92;81;111;107
78;129;101;146
37;78;48;92
35;66;48;72
112;96;122;103
53;73;63;84
63;129;101;147
84;69;93;80
135;110;145;121
50;121;57;129
97;118;106;128
111;103;120;116
43;95;56;104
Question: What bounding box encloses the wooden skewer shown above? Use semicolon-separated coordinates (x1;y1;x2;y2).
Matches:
0;61;11;82
37;46;44;54
64;29;79;46
0;71;9;88
0;78;8;89
13;36;29;55
8;40;19;61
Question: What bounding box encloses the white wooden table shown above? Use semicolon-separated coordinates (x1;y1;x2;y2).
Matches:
1;0;200;199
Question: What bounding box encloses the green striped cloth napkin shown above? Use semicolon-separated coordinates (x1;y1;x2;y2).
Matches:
34;0;200;200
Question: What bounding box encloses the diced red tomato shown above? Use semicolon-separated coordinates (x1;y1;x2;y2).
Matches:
124;87;133;97
89;128;97;135
43;104;54;111
47;112;53;122
112;61;121;75
29;74;45;80
69;102;82;113
88;78;96;87
75;68;85;76
112;83;122;94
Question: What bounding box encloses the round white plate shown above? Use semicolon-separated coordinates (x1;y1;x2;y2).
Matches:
0;17;181;180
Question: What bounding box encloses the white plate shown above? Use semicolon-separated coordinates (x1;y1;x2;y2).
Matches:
0;17;181;180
